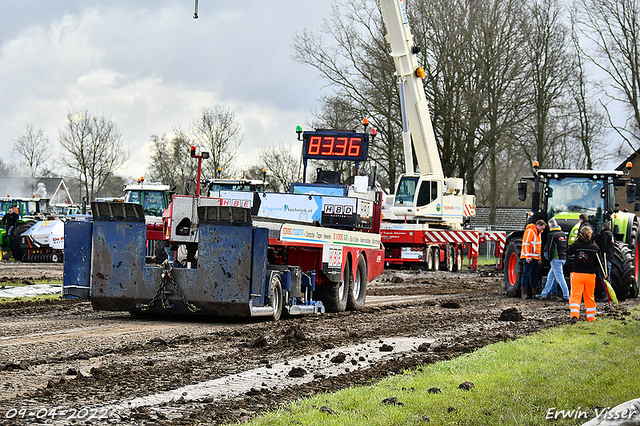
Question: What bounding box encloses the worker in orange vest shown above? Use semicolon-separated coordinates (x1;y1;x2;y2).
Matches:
520;219;546;299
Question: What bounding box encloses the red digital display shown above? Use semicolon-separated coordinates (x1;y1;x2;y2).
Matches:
303;132;368;161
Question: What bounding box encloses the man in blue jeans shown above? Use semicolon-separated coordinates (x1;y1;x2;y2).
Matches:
536;218;570;301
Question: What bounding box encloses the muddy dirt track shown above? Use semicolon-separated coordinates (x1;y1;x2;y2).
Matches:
0;262;637;425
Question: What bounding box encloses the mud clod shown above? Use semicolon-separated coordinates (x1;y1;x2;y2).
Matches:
330;352;347;363
427;387;442;394
320;405;337;415
288;367;307;378
499;307;523;321
382;396;404;406
249;335;268;348
458;381;474;390
417;342;431;352
380;344;394;352
441;301;460;309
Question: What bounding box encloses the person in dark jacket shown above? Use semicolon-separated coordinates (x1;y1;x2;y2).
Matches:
577;213;594;240
596;222;614;277
3;207;19;235
566;226;600;324
536;218;569;301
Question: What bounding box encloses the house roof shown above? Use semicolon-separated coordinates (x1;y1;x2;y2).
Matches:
616;149;640;171
469;206;530;232
0;177;72;203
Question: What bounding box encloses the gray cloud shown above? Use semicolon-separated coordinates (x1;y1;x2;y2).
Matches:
0;1;330;179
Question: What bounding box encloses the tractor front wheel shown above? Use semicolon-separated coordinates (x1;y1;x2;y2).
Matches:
504;239;523;297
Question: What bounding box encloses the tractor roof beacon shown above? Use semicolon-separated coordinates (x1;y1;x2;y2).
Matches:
503;161;640;300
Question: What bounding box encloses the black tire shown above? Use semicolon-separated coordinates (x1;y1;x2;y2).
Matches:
267;273;283;321
610;241;636;300
504;238;523;297
426;247;434;271
347;255;367;311
432;247;440;270
447;246;455;272
10;223;32;261
318;259;350;313
629;216;639;296
51;253;60;263
451;245;461;272
154;240;170;264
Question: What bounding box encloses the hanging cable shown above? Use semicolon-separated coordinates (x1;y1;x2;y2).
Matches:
193;0;199;19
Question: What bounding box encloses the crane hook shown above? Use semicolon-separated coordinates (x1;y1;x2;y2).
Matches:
193;0;199;19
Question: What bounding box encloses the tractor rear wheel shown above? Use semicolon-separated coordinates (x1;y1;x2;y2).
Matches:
504;239;523;297
630;216;639;290
10;223;33;261
610;241;636;300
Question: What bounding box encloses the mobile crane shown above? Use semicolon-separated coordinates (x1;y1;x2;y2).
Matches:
378;0;501;270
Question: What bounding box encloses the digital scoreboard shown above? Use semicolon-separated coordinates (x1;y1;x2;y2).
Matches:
302;131;369;162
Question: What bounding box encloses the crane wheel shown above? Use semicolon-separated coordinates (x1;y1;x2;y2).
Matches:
426;248;434;271
432;247;440;270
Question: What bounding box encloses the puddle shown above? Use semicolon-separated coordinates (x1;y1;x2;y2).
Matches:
105;336;434;412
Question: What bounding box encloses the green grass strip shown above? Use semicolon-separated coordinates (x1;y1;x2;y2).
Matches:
240;307;640;426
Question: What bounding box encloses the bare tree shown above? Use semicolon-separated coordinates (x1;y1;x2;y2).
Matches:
575;0;640;151
243;165;279;190
567;20;609;169
0;159;15;177
256;144;300;192
191;106;243;179
12;125;52;178
473;0;529;222
520;0;572;169
147;130;197;194
58;109;129;201
411;0;477;184
293;0;403;191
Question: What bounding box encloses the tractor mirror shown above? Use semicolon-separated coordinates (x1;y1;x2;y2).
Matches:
627;181;637;203
517;181;527;201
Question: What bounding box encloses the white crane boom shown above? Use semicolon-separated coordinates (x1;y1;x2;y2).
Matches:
379;0;443;178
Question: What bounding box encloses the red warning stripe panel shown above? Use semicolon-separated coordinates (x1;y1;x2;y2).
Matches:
477;231;507;257
422;230;478;245
464;204;476;217
422;230;480;258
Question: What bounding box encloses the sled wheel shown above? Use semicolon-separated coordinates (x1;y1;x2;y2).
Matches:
267;273;283;322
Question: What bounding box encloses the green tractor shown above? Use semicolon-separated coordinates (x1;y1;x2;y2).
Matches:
0;198;45;260
502;164;639;300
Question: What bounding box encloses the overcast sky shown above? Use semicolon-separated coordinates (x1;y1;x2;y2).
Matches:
0;1;333;181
